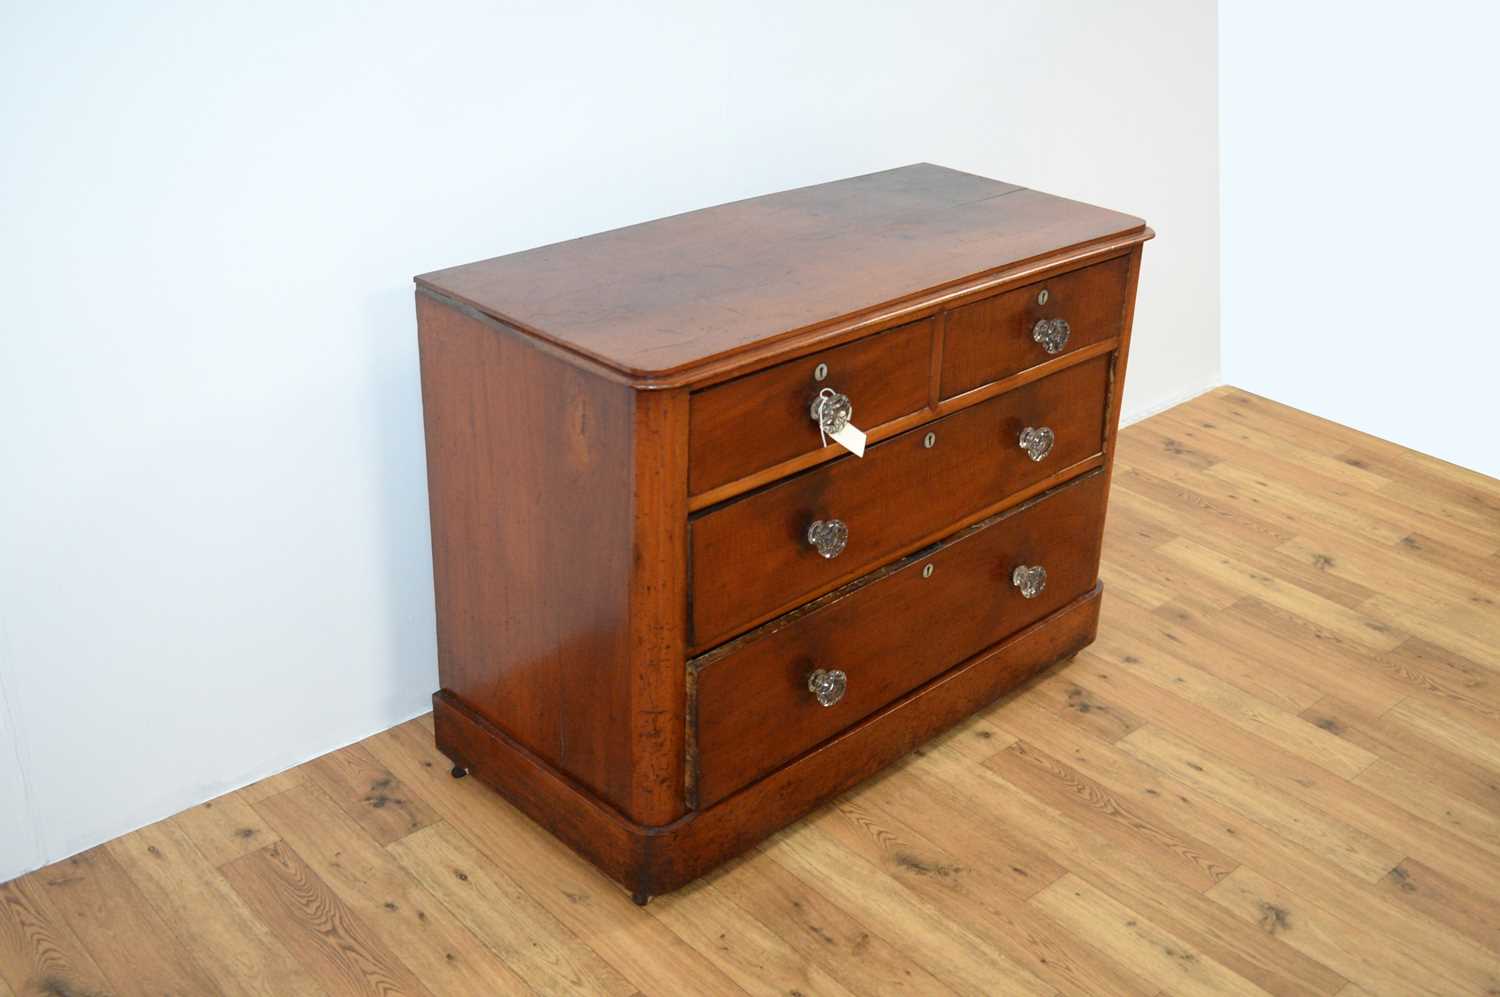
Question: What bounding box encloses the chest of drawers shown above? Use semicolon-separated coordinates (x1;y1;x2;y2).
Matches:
415;164;1150;903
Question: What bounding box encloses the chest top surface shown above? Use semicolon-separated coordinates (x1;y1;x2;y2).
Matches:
416;163;1145;380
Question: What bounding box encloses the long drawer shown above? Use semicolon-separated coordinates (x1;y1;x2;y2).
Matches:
689;353;1110;648
689;470;1109;808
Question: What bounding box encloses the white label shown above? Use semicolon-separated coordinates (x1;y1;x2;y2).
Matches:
829;422;867;457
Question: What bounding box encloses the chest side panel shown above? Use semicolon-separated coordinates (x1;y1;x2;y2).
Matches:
417;292;686;823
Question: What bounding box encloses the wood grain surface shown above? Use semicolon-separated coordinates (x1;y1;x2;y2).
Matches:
688;316;934;497
5;386;1498;996
691;471;1109;808
689;353;1111;647
417;164;1146;378
940;252;1130;399
417;292;688;826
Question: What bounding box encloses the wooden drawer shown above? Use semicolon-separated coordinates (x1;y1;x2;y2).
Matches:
940;255;1130;399
690;353;1110;648
689;318;934;496
690;470;1109;808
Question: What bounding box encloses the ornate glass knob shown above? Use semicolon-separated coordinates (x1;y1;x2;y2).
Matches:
1012;564;1047;599
806;519;848;559
807;668;847;707
1032;318;1071;354
809;387;853;437
1018;426;1055;462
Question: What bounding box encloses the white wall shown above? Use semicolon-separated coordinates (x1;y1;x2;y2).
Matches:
1221;1;1498;478
0;0;1218;881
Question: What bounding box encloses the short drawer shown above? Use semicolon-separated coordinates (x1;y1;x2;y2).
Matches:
688;318;935;497
689;470;1108;808
940;255;1129;399
689;353;1110;648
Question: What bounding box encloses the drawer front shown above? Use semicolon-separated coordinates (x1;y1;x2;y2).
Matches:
690;354;1110;648
940;256;1129;399
691;470;1109;808
689;318;934;496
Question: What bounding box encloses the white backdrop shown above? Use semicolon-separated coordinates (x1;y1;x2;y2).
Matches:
1221;1;1498;477
0;0;1219;881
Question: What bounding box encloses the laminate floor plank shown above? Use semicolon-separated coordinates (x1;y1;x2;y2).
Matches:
169;791;280;868
703;846;960;997
781;741;1127;997
1156;538;1406;652
252;784;532;997
1206;459;1498;556
984;693;1494;977
362;719;748;996
1025;672;1150;743
385;822;638;997
1116;726;1403;882
1201;389;1491;502
1030;873;1274;997
1107;524;1252;609
1383;695;1500;773
1275;531;1500;629
1377;857;1500;956
1123;598;1328;713
7;385;1497;996
1301;695;1500;825
918;722;1348;997
35;846;219;996
0;876;114;997
1153;407;1392;493
811;789;1089;995
1207;865;1500;997
221;842;433;997
1349;756;1500;858
1087;627;1378;778
106;819;323;996
646;878;863;997
1382;636;1500;703
763;813;1071;997
1379;476;1500;537
303;742;439;847
1112;465;1299;553
236;765;308;804
1219;599;1412;717
1360;592;1500;670
1125;717;1500;901
987;739;1236;891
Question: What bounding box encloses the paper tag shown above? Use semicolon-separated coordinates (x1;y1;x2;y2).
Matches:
829;422;867;457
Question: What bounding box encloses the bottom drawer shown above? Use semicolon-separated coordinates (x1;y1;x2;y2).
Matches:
688;470;1109;809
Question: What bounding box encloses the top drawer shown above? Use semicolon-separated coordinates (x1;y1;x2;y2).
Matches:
688;318;935;496
940;255;1130;399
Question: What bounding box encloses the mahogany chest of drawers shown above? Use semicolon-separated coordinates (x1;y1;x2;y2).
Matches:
415;164;1151;902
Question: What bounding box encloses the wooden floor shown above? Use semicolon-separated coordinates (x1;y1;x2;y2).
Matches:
4;387;1500;997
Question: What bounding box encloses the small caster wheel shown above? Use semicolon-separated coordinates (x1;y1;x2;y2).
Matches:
631;890;650;907
450;764;468;779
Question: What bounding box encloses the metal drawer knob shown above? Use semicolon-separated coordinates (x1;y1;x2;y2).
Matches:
1019;426;1055;462
810;387;853;437
807;668;847;707
806;518;848;559
1032;318;1071;354
1012;564;1047;599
